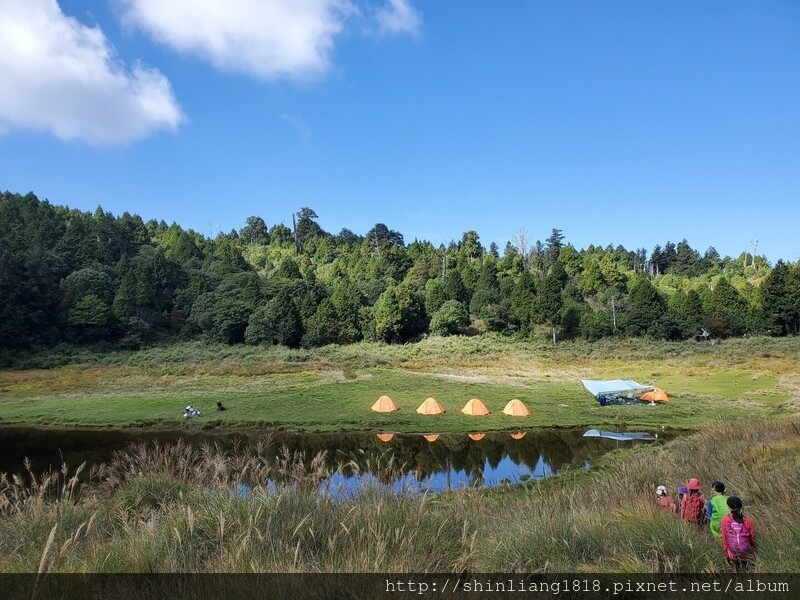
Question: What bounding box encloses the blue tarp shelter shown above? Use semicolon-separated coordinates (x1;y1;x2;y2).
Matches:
581;379;653;398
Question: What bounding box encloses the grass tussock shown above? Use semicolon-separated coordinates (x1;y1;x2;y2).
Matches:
0;418;798;573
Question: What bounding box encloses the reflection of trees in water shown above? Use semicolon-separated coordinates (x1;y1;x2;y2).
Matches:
211;430;653;484
281;430;601;482
0;426;664;487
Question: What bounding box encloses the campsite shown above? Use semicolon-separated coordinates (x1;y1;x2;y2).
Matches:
0;335;792;432
2;0;799;583
1;335;798;573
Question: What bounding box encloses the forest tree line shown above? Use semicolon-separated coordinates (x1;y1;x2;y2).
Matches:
2;191;799;352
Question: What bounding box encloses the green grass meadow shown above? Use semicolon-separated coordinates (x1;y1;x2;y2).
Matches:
1;336;797;432
1;336;799;575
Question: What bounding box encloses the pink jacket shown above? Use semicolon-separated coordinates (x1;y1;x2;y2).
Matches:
720;513;756;560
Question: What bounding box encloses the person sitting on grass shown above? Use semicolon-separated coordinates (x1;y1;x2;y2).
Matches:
216;401;226;411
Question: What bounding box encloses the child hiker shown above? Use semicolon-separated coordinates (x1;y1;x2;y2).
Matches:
656;485;677;514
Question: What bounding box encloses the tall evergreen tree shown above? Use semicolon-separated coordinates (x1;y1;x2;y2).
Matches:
759;260;796;335
511;270;537;331
545;228;564;267
626;274;667;337
673;239;700;275
374;285;404;343
705;276;750;337
535;267;565;344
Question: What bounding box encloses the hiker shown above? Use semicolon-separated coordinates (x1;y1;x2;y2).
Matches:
216;401;226;411
680;478;707;526
707;481;730;541
721;496;756;571
656;485;677;514
184;405;200;417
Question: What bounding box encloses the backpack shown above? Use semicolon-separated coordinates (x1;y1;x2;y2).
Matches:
683;493;706;524
656;496;676;513
727;519;753;557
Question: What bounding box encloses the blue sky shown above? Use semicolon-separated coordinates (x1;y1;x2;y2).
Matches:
1;1;798;263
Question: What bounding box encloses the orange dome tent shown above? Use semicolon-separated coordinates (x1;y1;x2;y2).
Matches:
640;387;669;403
502;398;531;416
510;432;527;440
416;397;445;415
377;433;395;442
423;433;440;442
371;395;399;412
468;432;486;441
461;398;490;416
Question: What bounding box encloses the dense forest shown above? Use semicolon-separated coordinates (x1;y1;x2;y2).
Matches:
2;191;799;354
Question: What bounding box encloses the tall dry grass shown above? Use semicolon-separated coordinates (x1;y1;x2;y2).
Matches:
477;418;800;572
1;419;798;573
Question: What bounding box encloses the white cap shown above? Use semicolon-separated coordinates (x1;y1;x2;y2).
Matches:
656;485;668;496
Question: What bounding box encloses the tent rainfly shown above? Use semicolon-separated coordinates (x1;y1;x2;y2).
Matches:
640;387;669;403
502;398;531;416
581;379;653;398
461;398;490;416
371;395;399;413
416;397;445;415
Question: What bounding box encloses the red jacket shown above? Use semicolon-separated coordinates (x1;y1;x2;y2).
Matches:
721;513;756;560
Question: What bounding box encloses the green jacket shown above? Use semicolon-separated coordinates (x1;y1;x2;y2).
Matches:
708;494;730;540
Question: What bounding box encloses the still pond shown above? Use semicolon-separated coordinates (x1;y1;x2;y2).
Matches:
0;426;661;496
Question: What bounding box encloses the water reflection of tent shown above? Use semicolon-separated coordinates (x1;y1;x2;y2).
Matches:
461;398;490;416
468;433;486;441
423;433;440;442
639;387;669;403
371;395;399;412
376;433;395;442
510;432;527;440
502;399;531;416
417;397;445;415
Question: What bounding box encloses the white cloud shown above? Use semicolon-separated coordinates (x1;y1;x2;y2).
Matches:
375;0;421;37
0;0;183;146
117;0;422;81
118;0;357;81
